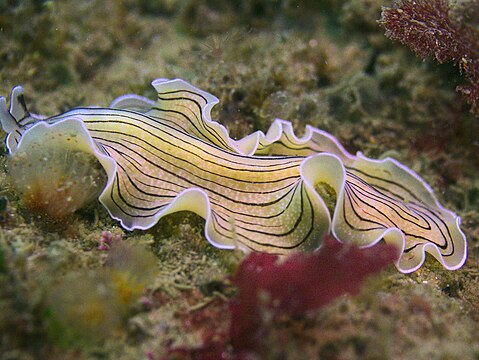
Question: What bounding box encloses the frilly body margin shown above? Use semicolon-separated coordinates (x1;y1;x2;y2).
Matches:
0;78;467;273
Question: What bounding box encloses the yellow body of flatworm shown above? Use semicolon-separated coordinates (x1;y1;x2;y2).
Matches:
0;78;467;273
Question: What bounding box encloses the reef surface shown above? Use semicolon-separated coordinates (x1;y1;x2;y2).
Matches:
0;1;478;359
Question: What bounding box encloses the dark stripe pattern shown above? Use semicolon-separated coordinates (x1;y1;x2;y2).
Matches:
257;121;465;271
2;79;466;272
49;89;325;252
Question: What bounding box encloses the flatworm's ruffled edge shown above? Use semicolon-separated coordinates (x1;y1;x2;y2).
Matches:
138;79;465;273
298;151;467;273
344;154;466;272
0;79;467;273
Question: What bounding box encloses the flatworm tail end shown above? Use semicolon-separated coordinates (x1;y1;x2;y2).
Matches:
231;110;467;273
332;154;467;273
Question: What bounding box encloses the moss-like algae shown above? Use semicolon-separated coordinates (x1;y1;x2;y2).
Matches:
315;181;337;217
0;0;478;359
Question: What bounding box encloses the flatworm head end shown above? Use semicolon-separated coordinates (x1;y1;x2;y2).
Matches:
0;88;116;222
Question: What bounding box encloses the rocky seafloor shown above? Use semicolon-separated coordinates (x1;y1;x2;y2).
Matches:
0;1;478;359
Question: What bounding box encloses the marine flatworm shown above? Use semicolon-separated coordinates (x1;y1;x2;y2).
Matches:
0;78;467;273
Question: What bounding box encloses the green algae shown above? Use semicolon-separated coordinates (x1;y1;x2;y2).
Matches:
315;182;337;218
0;0;478;359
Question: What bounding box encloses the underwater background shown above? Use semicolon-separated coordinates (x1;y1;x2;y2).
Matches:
1;0;479;359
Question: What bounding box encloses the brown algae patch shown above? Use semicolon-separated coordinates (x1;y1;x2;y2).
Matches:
315;181;337;218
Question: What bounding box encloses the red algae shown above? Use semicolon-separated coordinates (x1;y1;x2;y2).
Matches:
165;236;398;358
380;0;479;115
229;236;399;353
